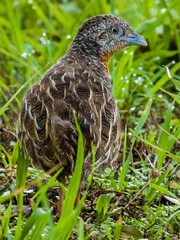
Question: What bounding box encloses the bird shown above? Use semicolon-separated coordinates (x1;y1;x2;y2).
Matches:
17;14;147;217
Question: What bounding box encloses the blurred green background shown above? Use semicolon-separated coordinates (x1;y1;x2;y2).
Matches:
0;0;179;120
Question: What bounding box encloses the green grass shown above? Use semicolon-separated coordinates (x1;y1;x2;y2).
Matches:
0;0;180;239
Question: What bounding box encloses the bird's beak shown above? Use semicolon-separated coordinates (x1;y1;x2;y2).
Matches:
125;32;147;46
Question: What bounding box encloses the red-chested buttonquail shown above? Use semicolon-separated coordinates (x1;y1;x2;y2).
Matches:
17;15;147;217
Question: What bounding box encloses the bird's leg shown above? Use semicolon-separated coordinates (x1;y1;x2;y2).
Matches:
74;184;87;207
74;186;81;207
55;182;85;219
55;186;64;219
56;185;80;219
55;174;66;219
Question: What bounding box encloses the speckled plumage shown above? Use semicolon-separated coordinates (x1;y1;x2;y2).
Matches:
17;15;147;212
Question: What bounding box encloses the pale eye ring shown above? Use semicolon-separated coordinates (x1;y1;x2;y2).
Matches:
112;27;118;34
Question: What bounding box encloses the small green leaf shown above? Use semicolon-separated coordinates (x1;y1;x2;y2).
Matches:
149;183;179;200
96;193;114;219
120;225;142;240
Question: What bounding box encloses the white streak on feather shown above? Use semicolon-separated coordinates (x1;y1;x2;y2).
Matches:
28;107;33;120
104;122;112;150
72;68;75;78
61;73;66;83
43;103;49;119
50;74;58;91
88;88;93;102
25;99;28;112
33;142;40;149
113;108;117;126
46;88;54;101
34;115;41;130
63;88;67;99
52;80;58;91
104;147;111;163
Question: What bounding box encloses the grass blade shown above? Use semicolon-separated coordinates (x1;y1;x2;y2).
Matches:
19;208;48;240
119;98;152;191
15;144;29;240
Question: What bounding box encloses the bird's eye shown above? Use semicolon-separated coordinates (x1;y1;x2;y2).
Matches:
112;27;118;34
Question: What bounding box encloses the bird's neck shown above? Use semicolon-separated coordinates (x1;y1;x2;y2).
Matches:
67;40;111;78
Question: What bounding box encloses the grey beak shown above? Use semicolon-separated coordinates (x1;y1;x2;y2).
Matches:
125;32;148;46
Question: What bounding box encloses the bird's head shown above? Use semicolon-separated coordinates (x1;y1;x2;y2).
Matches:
70;15;147;67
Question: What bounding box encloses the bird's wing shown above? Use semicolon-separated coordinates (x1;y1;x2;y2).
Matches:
17;61;101;176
